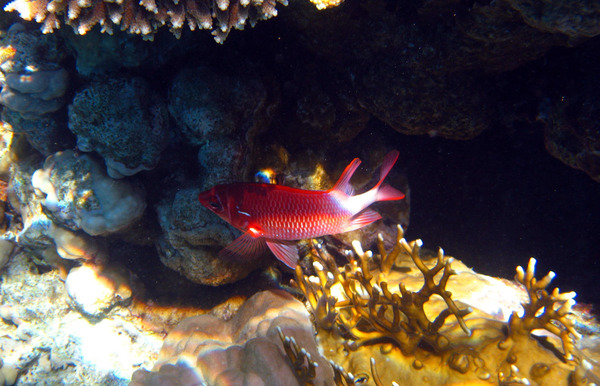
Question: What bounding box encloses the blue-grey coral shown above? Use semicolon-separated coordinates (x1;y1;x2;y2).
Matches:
4;0;289;43
68;77;168;178
0;24;72;154
0;24;68;118
31;150;146;236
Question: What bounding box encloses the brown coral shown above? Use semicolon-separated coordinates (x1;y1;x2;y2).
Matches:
294;226;599;385
295;226;472;355
4;0;288;42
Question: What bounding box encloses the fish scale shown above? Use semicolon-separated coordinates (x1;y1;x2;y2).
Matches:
241;187;349;240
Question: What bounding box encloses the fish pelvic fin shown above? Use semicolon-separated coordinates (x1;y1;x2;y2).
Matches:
219;231;268;262
265;240;299;268
331;157;361;196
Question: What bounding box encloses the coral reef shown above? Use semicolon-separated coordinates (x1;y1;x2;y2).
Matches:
68;77;168;178
286;0;600;140
63;29;149;76
0;23;72;155
156;186;269;286
4;0;289;42
293;226;598;384
31;150;146;236
65;262;133;319
130;289;334;385
168;62;277;186
0;249;163;384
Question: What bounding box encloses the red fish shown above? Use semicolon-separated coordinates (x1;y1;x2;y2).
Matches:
198;150;405;268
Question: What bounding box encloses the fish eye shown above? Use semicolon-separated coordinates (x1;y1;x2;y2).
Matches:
209;201;223;211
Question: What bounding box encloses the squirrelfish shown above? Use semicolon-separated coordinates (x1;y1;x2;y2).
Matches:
198;150;405;268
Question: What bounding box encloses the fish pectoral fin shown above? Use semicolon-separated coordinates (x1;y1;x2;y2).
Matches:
219;231;267;261
344;209;382;232
265;240;299;269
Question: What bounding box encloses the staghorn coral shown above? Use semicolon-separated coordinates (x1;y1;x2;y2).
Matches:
296;226;472;356
4;0;290;43
294;225;599;385
507;257;580;361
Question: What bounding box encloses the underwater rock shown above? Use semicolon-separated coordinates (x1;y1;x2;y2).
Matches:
7;156;55;251
31;150;146;236
196;137;246;188
68;77;168;178
130;289;333;385
0;239;14;270
65;263;133;319
156;186;268;286
286;0;600;140
0;124;16;179
535;39;600;183
47;223;108;264
169;65;277;146
63;29;149;77
1;109;74;156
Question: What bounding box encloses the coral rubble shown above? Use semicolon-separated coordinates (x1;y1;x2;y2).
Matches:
4;0;290;42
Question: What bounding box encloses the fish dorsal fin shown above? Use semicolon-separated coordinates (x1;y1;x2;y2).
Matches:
331;158;361;196
374;150;400;189
266;240;299;268
219;231;268;262
343;209;382;232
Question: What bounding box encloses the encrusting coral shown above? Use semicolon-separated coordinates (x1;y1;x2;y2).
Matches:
294;225;599;385
4;0;288;42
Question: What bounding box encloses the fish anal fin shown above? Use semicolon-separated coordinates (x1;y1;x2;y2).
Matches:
219;231;267;262
266;240;299;268
331;158;361;196
344;209;382;232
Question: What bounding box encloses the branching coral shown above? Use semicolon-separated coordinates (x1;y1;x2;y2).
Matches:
294;225;598;384
507;257;581;361
4;0;289;42
296;225;471;355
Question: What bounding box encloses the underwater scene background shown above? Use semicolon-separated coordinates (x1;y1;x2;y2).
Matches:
0;0;599;384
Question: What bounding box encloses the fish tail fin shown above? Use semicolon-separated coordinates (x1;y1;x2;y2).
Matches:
373;150;404;202
376;184;405;202
331;157;361;196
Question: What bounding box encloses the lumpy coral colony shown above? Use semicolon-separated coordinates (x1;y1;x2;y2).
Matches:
3;0;343;42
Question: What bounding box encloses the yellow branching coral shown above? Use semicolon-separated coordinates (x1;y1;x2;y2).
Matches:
277;327;318;385
296;225;471;355
507;257;581;361
294;225;599;384
4;0;288;42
